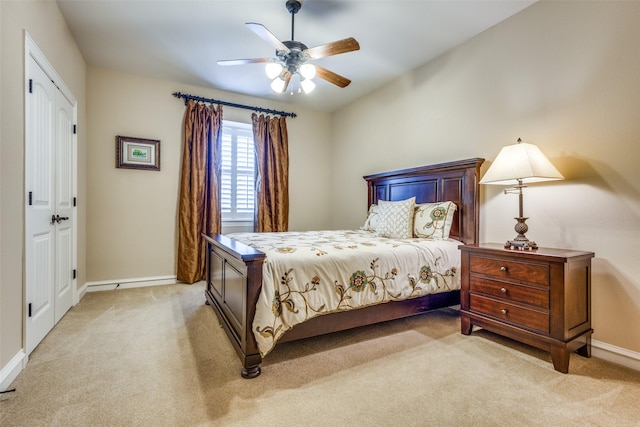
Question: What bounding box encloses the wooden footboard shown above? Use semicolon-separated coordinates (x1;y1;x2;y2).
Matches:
203;233;265;378
203;157;484;378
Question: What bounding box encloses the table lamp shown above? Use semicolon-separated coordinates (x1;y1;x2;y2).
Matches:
480;138;564;250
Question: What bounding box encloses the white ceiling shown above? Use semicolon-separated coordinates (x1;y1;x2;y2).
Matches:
56;0;535;112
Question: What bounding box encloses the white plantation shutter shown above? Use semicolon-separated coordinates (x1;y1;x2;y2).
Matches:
221;121;255;221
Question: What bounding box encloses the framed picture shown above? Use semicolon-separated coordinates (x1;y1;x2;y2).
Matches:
115;136;160;171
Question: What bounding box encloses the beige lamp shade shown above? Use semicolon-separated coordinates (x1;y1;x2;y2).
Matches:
480;141;564;185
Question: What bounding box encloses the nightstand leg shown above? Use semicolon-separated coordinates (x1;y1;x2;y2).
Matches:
461;315;473;335
550;344;570;373
575;335;592;358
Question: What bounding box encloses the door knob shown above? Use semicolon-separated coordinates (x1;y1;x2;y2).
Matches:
52;214;69;224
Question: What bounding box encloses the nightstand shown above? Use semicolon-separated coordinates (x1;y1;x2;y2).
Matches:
459;243;594;373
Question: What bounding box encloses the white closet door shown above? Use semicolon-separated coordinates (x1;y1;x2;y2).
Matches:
25;48;76;354
54;89;74;323
25;56;57;354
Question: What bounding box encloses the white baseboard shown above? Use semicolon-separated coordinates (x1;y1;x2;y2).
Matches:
0;350;26;391
592;339;640;372
78;281;89;300
84;275;178;293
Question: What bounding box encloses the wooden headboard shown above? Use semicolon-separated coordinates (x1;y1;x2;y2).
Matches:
363;158;484;245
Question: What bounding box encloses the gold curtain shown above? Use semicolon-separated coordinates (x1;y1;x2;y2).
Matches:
176;100;223;283
252;113;289;232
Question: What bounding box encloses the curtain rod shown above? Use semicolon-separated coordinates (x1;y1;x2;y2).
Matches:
172;92;297;118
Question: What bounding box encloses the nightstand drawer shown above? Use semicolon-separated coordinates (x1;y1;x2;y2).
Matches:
470;276;549;309
470;255;549;285
470;294;549;334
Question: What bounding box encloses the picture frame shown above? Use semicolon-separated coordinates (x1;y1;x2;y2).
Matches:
115;135;160;171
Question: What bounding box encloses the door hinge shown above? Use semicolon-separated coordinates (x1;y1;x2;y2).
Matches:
28;303;32;318
73;197;77;207
29;79;33;93
72;269;77;280
73;124;77;134
28;191;33;206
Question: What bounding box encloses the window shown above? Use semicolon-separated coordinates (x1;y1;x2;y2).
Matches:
220;120;255;222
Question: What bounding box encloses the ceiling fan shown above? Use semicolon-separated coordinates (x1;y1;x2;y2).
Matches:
217;0;360;94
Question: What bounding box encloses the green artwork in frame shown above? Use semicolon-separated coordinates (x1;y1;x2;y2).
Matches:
116;135;160;171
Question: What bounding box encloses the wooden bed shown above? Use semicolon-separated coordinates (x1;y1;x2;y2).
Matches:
203;157;484;378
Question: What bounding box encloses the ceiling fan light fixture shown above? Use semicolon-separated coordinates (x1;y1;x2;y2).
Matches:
299;63;316;79
271;76;287;93
300;77;316;94
218;0;359;94
265;62;284;79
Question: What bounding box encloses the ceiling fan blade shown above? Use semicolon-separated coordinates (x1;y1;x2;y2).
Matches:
305;37;360;60
246;22;289;52
217;58;272;66
315;65;351;88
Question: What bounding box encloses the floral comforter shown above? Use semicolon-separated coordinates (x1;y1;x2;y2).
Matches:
227;229;462;357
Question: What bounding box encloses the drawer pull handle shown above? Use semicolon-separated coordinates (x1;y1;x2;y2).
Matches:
500;287;507;294
500;266;508;272
501;309;508;315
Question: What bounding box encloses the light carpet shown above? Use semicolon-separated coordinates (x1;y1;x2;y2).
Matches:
1;282;639;426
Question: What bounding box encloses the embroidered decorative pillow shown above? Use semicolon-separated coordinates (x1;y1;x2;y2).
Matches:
413;201;457;239
376;197;416;239
361;204;380;232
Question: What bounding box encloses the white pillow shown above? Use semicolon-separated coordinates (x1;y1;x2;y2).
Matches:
361;204;379;232
376;197;416;239
413;201;457;239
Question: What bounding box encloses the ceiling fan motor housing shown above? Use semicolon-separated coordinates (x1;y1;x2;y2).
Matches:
279;40;310;73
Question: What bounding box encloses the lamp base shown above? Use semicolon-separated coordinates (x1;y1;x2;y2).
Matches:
504;217;538;251
505;239;538;251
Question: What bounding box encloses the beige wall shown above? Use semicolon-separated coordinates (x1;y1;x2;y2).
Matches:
86;66;333;281
0;1;86;371
332;1;640;354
